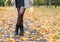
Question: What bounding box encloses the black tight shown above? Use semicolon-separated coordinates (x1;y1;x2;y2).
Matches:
17;6;26;27
15;6;26;35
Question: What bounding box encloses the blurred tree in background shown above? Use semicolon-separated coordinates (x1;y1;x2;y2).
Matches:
0;0;11;6
0;0;5;6
34;0;44;6
0;0;60;7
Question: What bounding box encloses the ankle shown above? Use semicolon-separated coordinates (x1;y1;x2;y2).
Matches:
16;24;20;28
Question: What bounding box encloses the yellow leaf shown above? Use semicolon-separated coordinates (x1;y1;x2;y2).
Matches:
20;37;28;41
8;38;15;42
24;31;31;35
34;18;38;21
31;26;36;30
57;23;60;28
31;36;37;40
36;28;41;32
0;32;2;35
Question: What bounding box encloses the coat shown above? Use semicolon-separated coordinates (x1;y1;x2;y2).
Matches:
24;0;32;8
13;0;32;8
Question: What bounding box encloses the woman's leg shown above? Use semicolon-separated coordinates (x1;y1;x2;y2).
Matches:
15;6;26;36
15;7;20;35
19;7;26;36
20;8;25;36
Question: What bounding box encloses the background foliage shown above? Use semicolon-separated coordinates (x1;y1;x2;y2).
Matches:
0;0;60;6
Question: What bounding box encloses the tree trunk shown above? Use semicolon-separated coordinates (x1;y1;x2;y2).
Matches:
55;0;58;8
49;0;51;6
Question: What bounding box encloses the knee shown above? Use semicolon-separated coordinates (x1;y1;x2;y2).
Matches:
19;11;23;14
19;11;24;14
19;7;25;14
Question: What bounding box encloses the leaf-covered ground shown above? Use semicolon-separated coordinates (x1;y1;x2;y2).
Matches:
0;6;60;42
